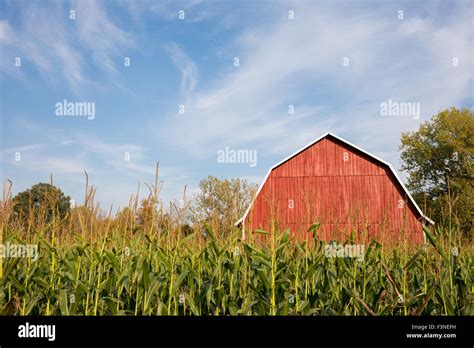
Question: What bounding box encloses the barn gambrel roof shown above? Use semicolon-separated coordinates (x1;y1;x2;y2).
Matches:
237;132;434;234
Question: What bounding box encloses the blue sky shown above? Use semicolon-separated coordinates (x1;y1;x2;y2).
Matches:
1;0;473;212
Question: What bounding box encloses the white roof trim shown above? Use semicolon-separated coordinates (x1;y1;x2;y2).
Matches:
237;132;434;235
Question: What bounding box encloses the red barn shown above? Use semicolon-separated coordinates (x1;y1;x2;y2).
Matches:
238;132;433;244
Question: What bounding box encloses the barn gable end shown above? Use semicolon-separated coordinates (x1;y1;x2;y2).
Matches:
238;132;433;244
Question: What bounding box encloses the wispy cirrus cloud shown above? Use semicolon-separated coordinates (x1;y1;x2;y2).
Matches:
165;43;198;97
75;0;132;73
157;1;473;167
123;0;213;23
0;0;131;89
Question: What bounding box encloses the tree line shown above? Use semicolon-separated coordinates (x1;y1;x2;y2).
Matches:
7;107;473;238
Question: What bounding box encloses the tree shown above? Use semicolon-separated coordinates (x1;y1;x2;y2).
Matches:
12;183;71;222
399;107;473;235
194;176;256;236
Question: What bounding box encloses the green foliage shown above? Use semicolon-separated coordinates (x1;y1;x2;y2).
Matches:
194;176;256;235
12;183;71;222
400;107;474;235
1;225;472;316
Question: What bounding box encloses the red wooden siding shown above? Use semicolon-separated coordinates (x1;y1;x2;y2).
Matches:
244;135;425;244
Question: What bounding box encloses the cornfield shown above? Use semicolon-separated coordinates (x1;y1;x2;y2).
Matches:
0;180;473;316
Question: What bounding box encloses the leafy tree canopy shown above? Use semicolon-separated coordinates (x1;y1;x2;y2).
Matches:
13;183;71;222
194;176;256;234
400;107;473;234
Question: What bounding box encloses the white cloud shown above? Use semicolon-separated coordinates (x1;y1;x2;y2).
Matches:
79;135;147;160
0;20;15;45
75;0;132;73
123;0;213;23
165;43;198;97
399;18;433;36
5;153;87;175
0;144;44;155
0;1;132;89
156;1;473;171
